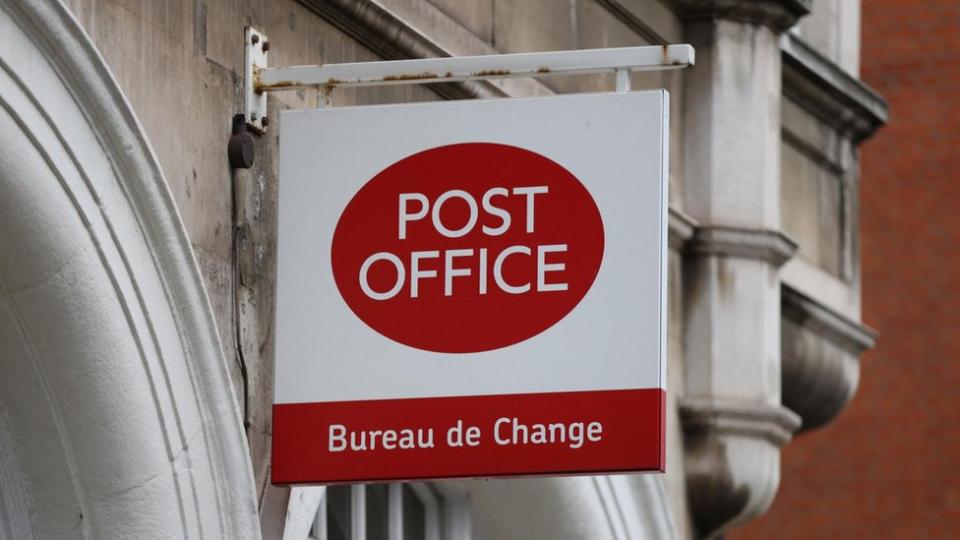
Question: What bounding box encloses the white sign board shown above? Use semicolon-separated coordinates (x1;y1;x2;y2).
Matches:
274;91;668;484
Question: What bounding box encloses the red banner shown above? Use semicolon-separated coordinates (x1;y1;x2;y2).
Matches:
272;388;664;484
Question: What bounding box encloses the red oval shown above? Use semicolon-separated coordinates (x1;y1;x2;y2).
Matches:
331;143;604;353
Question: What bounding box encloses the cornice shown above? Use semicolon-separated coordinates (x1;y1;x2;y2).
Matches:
782;285;876;353
687;225;798;267
781;285;877;431
781;33;889;143
670;0;811;32
679;397;801;446
679;397;801;537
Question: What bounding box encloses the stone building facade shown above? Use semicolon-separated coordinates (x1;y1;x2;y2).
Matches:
739;0;960;537
0;0;886;538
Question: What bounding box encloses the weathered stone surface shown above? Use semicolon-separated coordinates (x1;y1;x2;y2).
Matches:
679;14;798;539
670;0;810;31
781;286;876;430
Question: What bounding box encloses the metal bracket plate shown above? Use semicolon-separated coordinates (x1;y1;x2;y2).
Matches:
244;27;268;134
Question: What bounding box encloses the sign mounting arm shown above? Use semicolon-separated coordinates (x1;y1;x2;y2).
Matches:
244;26;694;133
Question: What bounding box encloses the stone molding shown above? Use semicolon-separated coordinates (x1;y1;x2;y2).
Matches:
782;286;877;354
781;33;889;143
687;225;798;267
0;1;260;537
670;0;811;32
781;285;876;430
679;397;801;537
679;397;801;447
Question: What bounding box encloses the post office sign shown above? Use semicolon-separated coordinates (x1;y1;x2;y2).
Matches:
273;91;669;484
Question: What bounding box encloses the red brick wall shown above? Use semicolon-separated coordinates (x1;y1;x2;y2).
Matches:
735;0;960;538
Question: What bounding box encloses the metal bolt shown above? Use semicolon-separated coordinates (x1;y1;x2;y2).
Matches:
261;116;269;127
251;34;259;45
250;112;258;121
262;41;271;52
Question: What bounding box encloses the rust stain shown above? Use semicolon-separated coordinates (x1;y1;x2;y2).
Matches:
536;67;551;74
255;79;302;93
318;78;343;92
472;69;511;77
252;68;263;94
445;71;453;78
382;71;439;81
662;44;670;64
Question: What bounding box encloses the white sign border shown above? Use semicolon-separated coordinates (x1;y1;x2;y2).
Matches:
275;91;668;405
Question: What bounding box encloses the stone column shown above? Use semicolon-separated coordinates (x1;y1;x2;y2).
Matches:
671;1;809;537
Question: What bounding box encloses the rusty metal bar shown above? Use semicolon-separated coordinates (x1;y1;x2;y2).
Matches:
254;44;694;93
243;28;694;132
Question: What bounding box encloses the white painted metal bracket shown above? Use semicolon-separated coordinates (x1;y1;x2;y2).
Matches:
243;27;694;132
244;27;269;133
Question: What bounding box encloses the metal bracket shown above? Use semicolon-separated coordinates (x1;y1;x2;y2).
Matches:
243;27;694;132
244;27;269;133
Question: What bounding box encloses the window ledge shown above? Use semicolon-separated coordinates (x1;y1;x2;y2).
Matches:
781;33;889;143
687;225;798;267
781;285;876;430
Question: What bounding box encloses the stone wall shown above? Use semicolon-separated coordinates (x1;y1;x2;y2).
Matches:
737;0;960;537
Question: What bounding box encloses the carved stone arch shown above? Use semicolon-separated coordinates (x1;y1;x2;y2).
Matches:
0;1;259;538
